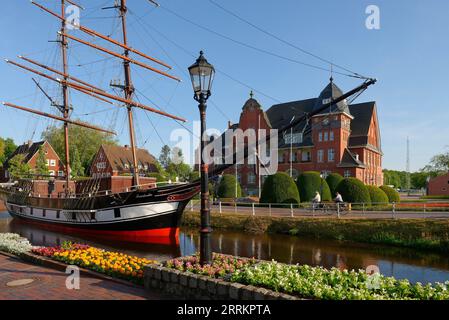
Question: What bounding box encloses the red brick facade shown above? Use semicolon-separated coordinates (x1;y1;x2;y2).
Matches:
219;81;383;196
427;173;449;196
1;141;65;181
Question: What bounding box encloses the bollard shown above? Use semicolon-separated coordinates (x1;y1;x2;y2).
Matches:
337;203;340;219
269;203;272;217
291;203;294;217
392;202;396;219
219;201;222;214
252;203;255;216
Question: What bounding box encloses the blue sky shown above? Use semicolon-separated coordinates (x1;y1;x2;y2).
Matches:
0;0;448;172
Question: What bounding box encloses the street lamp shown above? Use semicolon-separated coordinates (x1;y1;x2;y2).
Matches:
188;51;215;265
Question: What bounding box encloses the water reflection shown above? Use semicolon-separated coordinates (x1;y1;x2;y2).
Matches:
1;212;449;284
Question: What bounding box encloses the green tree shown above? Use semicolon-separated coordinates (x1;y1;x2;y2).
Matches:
422;151;449;174
260;172;300;204
326;173;344;197
411;172;429;189
296;171;331;202
0;138;17;164
8;154;31;179
159;145;171;169
217;174;242;198
41;125;117;177
35;146;49;177
336;178;371;204
166;162;192;182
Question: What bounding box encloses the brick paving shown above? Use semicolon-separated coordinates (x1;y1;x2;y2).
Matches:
0;253;168;300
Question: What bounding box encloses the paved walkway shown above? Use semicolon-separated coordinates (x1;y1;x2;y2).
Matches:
0;253;167;300
189;204;449;219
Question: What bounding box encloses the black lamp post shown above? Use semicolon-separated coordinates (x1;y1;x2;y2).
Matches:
188;51;215;265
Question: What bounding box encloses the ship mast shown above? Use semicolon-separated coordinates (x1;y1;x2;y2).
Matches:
119;0;140;188
60;0;71;194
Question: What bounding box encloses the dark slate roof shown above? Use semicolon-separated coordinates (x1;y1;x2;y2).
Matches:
266;98;315;148
101;145;157;173
348;102;375;137
313;81;350;115
3;141;46;169
337;149;366;168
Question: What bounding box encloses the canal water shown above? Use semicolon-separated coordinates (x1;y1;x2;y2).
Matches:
1;211;449;284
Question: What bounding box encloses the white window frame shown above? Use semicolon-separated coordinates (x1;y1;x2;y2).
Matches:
344;170;351;178
50;159;56;167
328;149;335;162
317;150;324;163
330;131;334;141
318;132;323;142
324;132;328;141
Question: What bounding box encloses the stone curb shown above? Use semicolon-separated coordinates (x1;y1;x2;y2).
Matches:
143;263;300;300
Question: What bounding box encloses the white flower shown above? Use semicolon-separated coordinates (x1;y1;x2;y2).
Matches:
0;233;33;255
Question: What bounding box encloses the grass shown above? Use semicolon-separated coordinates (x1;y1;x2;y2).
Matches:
422;195;449;200
182;212;449;253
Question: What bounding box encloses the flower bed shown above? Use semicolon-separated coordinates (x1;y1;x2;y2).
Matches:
230;261;449;300
0;233;33;255
164;253;256;278
32;242;156;285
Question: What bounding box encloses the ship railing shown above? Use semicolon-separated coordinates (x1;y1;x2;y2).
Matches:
27;181;188;199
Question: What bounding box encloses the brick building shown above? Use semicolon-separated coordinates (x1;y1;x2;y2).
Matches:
1;140;65;182
90;144;158;178
427;173;449;196
217;80;383;196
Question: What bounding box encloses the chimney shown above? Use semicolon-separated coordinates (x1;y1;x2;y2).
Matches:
228;121;232;129
27;140;33;148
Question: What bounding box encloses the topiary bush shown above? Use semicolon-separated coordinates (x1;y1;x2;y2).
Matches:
296;171;331;202
380;185;400;203
217;174;242;198
326;173;344;197
366;185;389;204
335;178;371;204
260;172;300;204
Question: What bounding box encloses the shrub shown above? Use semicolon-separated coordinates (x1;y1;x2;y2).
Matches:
366;185;389;204
336;178;371;204
148;172;166;182
380;185;401;203
260;172;300;204
217;174;242;198
326;173;344;197
296;171;331;202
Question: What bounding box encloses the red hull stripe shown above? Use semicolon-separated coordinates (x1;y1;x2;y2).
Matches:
18;218;180;245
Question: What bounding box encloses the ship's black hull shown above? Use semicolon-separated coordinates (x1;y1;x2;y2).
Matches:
1;183;200;244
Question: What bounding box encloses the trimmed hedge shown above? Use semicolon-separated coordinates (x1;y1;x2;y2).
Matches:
326;173;344;197
296;171;331;202
217;174;242;198
380;185;401;203
366;185;389;204
260;172;300;204
336;178;371;204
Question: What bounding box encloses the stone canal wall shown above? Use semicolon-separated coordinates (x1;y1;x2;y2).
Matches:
143;264;299;300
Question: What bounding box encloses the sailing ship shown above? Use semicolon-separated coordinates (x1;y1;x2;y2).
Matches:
0;0;376;244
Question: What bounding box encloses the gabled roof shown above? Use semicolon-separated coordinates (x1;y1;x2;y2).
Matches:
337;149;366;168
3;141;46;169
348;102;375;136
100;144;157;172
